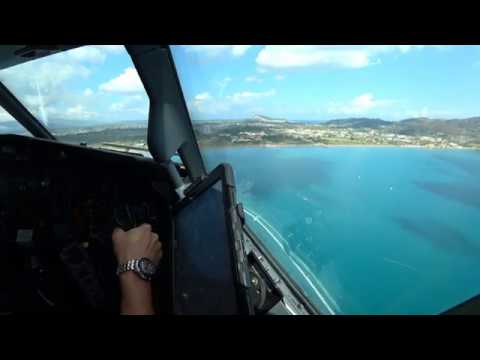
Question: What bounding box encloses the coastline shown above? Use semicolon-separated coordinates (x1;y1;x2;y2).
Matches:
199;142;477;150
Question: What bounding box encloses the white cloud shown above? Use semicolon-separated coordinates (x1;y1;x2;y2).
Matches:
327;93;393;115
190;88;276;116
0;61;90;93
245;75;263;83
183;45;252;57
191;92;212;109
274;74;285;80
99;67;144;93
84;88;93;96
194;92;211;101
109;94;147;114
0;57;92;125
66;105;97;120
110;103;123;112
67;47;106;63
23;94;43;108
231;45;252;56
110;103;147;116
217;77;232;96
256;45;427;69
227;89;276;104
351;93;377;111
67;45;124;64
190;93;230;116
257;67;268;74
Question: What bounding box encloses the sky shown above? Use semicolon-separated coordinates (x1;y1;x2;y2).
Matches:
0;45;479;132
171;45;480;121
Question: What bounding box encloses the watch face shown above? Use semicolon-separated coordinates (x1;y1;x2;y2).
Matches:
139;258;156;276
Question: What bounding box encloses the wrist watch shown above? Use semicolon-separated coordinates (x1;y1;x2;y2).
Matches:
116;257;157;281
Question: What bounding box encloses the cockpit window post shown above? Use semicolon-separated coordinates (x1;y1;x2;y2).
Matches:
125;45;206;188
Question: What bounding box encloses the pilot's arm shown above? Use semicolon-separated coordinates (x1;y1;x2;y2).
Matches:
112;224;163;315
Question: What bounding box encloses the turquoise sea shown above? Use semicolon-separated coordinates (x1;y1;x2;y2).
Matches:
202;146;480;314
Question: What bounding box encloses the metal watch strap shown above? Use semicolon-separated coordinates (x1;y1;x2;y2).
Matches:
117;259;136;275
116;259;150;280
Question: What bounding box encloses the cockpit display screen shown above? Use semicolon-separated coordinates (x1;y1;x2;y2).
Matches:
174;179;239;314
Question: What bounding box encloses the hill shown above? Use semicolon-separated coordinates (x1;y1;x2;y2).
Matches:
252;115;288;123
324;118;391;128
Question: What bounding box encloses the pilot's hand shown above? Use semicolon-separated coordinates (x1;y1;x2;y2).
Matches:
112;223;163;265
112;223;162;315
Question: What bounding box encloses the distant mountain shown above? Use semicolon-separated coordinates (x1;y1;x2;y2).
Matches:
394;117;480;137
320;116;480;137
324;118;391;128
252;115;288;123
317;116;480;146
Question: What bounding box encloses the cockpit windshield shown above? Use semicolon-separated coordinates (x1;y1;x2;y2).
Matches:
170;45;480;314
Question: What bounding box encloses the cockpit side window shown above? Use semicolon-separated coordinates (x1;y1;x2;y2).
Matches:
0;106;32;136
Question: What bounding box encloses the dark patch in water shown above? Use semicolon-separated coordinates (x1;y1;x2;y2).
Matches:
392;216;480;258
414;180;480;210
205;148;335;201
237;157;332;200
433;153;480;178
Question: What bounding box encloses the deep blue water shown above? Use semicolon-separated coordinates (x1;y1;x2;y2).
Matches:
202;146;480;315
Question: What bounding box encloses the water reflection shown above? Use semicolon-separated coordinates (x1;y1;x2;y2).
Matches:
392;216;480;258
